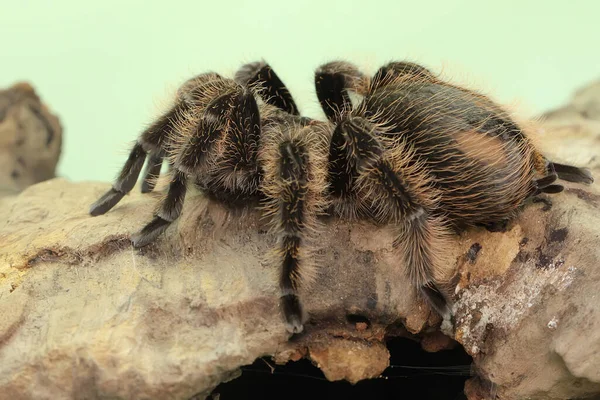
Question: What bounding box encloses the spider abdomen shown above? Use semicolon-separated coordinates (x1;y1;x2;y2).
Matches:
361;82;538;226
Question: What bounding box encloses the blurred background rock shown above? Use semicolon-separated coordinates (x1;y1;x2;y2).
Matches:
0;83;61;196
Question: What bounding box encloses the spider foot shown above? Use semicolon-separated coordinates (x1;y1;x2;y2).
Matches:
89;188;125;216
281;294;305;334
131;217;171;248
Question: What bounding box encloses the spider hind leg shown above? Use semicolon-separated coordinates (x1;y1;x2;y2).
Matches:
331;116;453;317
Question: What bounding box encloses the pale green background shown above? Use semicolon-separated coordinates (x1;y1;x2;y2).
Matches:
1;0;598;182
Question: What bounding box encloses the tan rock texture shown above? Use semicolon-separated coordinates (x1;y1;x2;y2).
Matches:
0;83;62;196
0;82;599;399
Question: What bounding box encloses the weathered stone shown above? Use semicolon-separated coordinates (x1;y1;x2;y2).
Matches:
457;81;600;400
0;82;62;196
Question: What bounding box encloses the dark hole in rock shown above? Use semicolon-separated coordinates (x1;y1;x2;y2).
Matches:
466;243;482;263
549;227;568;243
480;219;509;232
346;313;371;328
208;337;473;400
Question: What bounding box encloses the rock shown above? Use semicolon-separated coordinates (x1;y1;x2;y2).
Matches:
307;336;389;383
0;82;599;399
0;83;62;196
0;179;422;399
457;81;600;399
542;80;600;121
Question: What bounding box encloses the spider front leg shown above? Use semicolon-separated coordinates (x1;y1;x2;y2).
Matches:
131;170;187;247
330;116;453;318
89;102;187;216
235;61;300;115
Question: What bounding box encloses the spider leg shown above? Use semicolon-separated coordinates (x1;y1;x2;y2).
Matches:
276;140;310;333
371;61;437;90
235;61;300;115
552;162;594;184
131;170;187;248
215;93;324;331
535;171;558;188
173;118;224;175
314;61;437;123
262;124;327;334
140;152;164;193
89;103;185;216
331;116;453;318
89;142;146;216
172;89;237;175
315;61;367;122
530;158;592;196
213;88;262;194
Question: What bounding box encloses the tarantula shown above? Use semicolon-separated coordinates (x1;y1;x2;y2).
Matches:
90;60;592;333
313;60;593;314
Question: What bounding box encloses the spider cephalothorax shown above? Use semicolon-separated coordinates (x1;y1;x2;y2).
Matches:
90;60;592;334
314;60;593;316
90;62;329;333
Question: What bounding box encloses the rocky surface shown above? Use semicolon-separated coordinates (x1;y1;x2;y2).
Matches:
0;82;599;399
0;83;62;196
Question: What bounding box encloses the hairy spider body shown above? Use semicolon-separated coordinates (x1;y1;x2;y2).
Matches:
315;60;593;314
90;60;592;333
90;62;328;332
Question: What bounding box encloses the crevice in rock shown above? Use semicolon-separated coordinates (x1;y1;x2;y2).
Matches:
207;337;473;400
22;236;132;269
345;313;371;329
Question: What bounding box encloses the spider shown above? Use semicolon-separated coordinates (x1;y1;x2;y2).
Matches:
89;60;593;334
313;60;593;316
